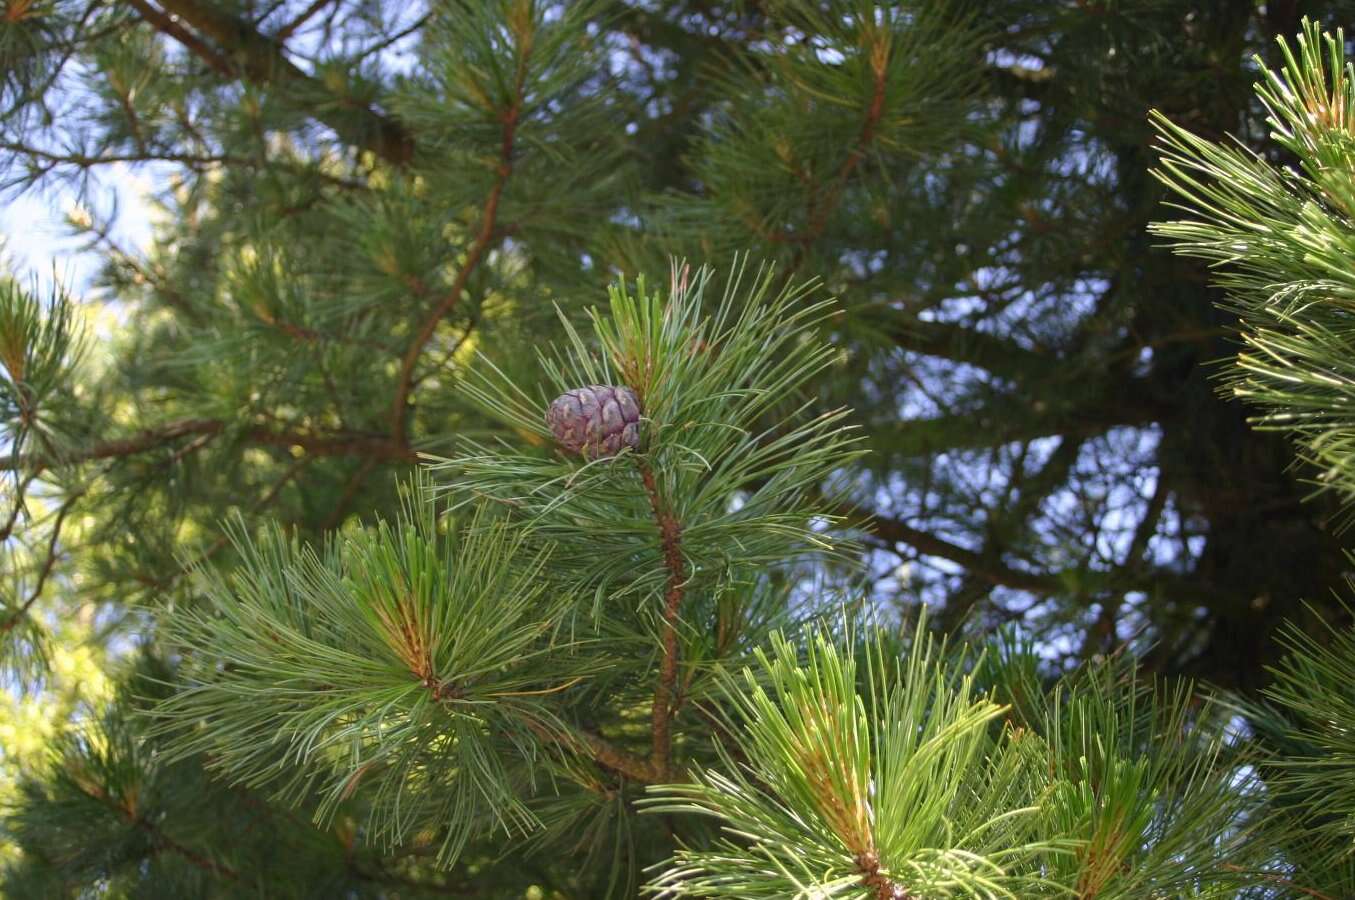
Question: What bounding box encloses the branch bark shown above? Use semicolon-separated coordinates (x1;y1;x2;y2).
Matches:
638;459;687;781
388;47;525;443
524;719;657;785
130;0;415;165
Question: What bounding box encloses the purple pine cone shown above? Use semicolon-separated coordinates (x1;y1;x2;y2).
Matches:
546;385;642;459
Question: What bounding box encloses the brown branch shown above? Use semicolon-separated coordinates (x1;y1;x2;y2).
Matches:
858;505;1224;608
855;850;914;900
132;0;415;165
579;729;659;785
133;817;241;881
637;458;686;781
321;457;378;530
869;391;1165;456
273;0;336;41
0;139;234;170
2;493;79;635
348;10;431;68
5;418;417;473
783;48;890;270
524;719;657;784
865;511;1062;593
6;418;224;472
123;0;237;77
1082;473;1170;658
70;776;241;881
244;425;412;463
881;317;1056;385
0;472;37;542
388;64;525;443
936;436;1085;631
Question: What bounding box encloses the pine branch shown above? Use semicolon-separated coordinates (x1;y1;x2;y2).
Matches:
871;389;1164;455
791;51;889;261
133;815;241;882
856;850;914;900
883;317;1056;385
388;46;525;443
936;436;1085;630
1081;473;1169;658
526;719;657;785
860;506;1218;606
273;0;337;41
0;492;77;635
0;472;37;542
67;775;242;882
864;510;1057;592
5;418;416;474
0;138;234;170
123;0;237;78
130;0;416;165
638;458;687;781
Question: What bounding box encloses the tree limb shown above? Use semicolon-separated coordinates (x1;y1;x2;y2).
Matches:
5;418;417;474
869;390;1164;456
1;493;79;635
883;318;1057;385
638;458;687;781
525;719;657;785
865;511;1063;594
388;42;526;442
273;0;337;41
131;0;415;165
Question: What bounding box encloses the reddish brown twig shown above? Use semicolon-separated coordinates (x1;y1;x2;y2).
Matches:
389;68;525;444
134;817;241;881
523;718;657;784
785;56;890;273
637;459;686;781
855;851;914;900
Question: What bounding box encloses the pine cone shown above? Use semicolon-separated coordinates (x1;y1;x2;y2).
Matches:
546;385;641;459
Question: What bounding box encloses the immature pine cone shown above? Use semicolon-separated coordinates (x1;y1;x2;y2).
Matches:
547;385;641;459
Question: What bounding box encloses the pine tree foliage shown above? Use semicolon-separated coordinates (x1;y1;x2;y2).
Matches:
2;261;1286;896
7;0;1355;895
1152;18;1355;898
645;627;1059;899
1152;19;1355;512
0;279;83;680
132;262;863;889
158;490;576;868
646;625;1258;899
438;261;861;613
6;656;463;898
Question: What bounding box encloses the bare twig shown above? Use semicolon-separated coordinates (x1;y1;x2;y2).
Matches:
124;0;237;77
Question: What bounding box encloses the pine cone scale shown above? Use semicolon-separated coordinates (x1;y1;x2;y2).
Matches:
547;385;642;459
